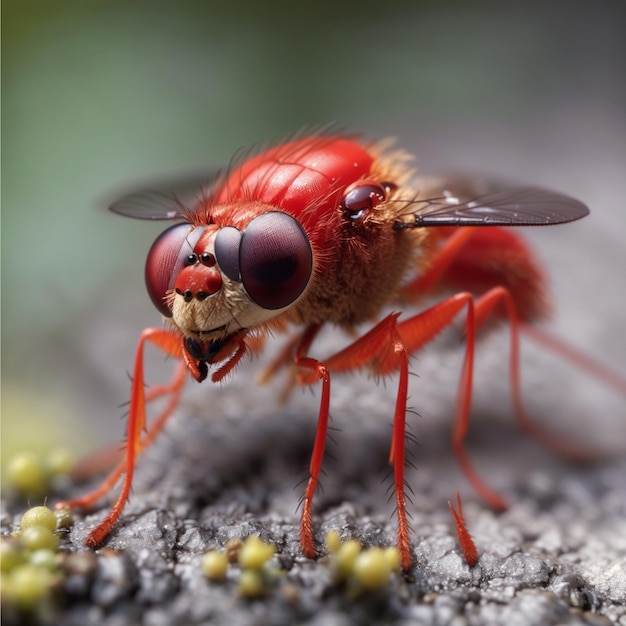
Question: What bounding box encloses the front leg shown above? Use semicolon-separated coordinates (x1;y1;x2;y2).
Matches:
294;315;415;570
56;327;186;547
288;325;326;559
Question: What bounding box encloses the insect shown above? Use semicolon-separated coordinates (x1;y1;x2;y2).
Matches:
57;132;623;571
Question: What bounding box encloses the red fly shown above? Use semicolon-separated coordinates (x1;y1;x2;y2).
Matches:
57;132;625;571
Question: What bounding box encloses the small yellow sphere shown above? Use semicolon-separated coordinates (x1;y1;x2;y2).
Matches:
7;564;52;610
325;530;342;554
29;549;59;571
7;452;48;494
46;448;74;476
383;546;401;571
20;506;57;533
237;569;264;597
0;538;24;572
353;547;392;590
332;539;361;581
238;536;275;570
201;551;228;581
19;525;59;552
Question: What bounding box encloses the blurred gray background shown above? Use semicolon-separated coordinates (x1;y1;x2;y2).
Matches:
3;0;625;472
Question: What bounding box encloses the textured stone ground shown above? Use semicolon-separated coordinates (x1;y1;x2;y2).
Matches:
3;326;625;625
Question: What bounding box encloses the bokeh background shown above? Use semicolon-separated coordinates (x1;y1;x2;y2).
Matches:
3;0;625;474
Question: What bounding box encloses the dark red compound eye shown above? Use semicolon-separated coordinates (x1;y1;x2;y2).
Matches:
145;223;206;317
341;181;387;221
239;212;313;310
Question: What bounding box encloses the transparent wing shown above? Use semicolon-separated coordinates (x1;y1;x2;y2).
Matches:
393;184;589;230
108;170;223;220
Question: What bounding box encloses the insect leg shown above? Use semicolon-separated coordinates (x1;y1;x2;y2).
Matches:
402;225;622;459
290;324;326;560
388;326;412;572
210;334;248;382
448;490;478;567
58;360;187;511
473;287;602;461
400;225;549;323
400;226;478;299
303;303;484;570
256;330;305;386
521;324;626;396
388;293;510;511
256;327;315;403
56;327;186;548
296;315;415;568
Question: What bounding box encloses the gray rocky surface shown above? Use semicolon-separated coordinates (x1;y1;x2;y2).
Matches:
3;325;625;625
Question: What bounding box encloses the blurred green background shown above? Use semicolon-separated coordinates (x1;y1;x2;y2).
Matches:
3;0;625;472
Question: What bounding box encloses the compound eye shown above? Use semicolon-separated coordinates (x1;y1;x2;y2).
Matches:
145;223;205;317
214;226;242;282
341;181;387;221
240;212;313;310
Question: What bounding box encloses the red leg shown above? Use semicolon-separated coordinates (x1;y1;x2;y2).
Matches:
402;226;623;461
297;305;480;570
210;334;248;383
67;367;190;482
401;226;550;323
56;328;186;547
256;327;315;403
291;286;581;568
472;288;602;462
388;329;412;571
67;373;189;483
321;292;510;515
256;330;305;386
522;324;626;396
58;360;187;511
394;293;511;511
294;316;416;569
448;491;478;567
291;325;325;559
400;227;477;299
